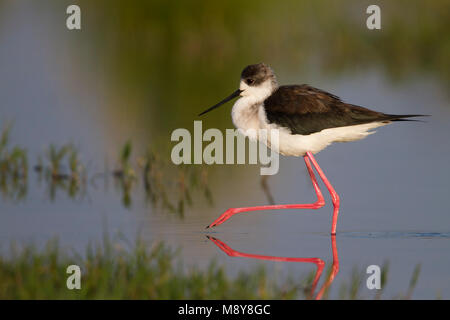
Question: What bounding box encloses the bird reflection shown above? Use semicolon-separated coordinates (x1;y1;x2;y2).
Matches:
260;175;275;205
207;235;339;300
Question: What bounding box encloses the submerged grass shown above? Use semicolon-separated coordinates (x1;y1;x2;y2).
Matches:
110;141;212;213
0;124;212;213
139;148;213;217
33;143;87;201
0;124;28;201
112;140;136;208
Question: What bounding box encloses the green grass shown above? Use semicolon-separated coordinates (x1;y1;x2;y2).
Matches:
0;238;300;300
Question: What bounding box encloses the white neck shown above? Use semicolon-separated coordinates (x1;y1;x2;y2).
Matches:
239;79;276;103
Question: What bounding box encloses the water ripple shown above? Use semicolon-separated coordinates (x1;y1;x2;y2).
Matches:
339;231;450;239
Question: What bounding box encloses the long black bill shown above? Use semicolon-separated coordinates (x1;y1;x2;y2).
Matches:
198;89;242;116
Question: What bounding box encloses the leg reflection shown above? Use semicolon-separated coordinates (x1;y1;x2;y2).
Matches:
260;175;275;205
206;235;338;300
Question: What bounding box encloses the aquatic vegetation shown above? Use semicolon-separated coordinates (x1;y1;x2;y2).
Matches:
67;147;85;198
0;129;213;216
174;164;212;217
140;149;175;212
113;141;137;208
47;144;71;179
404;264;421;300
113;140;135;179
0;238;299;299
29;139;214;213
140;148;213;217
0;124;28;201
35;144;87;201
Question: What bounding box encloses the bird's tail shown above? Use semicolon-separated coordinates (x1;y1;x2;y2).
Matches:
386;114;430;122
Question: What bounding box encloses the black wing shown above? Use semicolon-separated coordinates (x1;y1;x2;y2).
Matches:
263;85;422;135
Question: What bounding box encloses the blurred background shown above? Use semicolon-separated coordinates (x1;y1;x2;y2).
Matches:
0;0;449;298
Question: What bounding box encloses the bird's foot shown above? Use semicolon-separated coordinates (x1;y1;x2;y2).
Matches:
206;208;239;229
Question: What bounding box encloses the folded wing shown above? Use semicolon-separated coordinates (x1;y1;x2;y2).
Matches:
263;85;423;135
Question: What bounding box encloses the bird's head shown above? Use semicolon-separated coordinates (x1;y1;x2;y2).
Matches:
239;63;278;98
198;63;278;116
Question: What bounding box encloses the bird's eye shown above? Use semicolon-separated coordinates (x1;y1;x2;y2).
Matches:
246;78;255;85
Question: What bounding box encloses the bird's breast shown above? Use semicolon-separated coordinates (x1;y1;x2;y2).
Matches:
231;98;262;139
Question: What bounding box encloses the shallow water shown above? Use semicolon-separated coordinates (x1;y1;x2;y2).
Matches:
1;1;450;299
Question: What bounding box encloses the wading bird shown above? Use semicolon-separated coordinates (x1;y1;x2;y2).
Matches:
199;63;425;234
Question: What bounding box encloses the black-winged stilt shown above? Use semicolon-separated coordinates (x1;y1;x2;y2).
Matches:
200;63;425;234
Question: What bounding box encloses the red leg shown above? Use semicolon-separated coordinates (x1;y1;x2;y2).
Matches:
206;155;325;229
306;152;340;235
315;235;339;300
